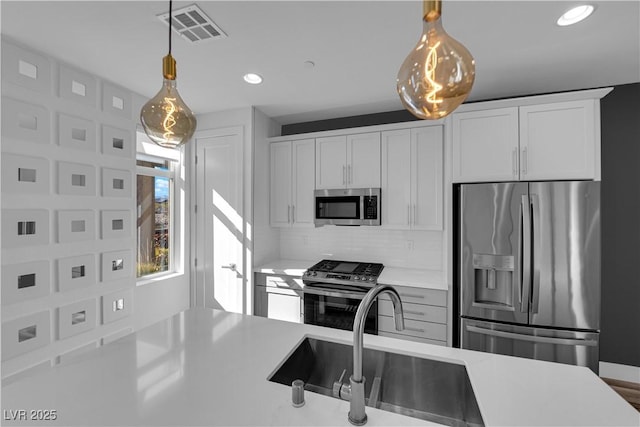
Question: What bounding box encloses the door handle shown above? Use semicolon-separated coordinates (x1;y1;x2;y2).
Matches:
521;147;528;175
512;147;518;177
466;325;598;347
342;166;346;185
292;205;295;224
221;263;237;271
530;194;541;314
348;164;352;185
407;205;411;225
287;205;291;223
521;195;532;313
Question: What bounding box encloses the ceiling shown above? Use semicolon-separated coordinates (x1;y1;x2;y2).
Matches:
1;1;639;125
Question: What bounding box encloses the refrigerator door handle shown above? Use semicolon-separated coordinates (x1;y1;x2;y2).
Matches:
530;193;541;314
466;325;598;347
521;195;532;313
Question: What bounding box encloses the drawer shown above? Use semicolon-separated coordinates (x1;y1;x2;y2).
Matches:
255;273;303;290
378;316;447;342
378;286;446;307
379;300;446;324
379;331;446;347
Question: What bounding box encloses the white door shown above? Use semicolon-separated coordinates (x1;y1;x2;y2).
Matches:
452;107;520;183
269;141;292;227
381;129;411;229
347;132;381;188
315;135;347;189
195;127;244;313
291;139;315;227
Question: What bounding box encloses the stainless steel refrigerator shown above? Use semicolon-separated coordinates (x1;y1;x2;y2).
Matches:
459;181;601;373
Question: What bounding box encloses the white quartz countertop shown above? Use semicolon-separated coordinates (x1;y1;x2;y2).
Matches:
2;308;638;427
255;260;448;290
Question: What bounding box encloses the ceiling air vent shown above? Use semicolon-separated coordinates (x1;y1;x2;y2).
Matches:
157;3;227;43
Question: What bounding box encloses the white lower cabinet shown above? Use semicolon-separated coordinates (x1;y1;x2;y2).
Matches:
378;285;447;345
254;273;303;323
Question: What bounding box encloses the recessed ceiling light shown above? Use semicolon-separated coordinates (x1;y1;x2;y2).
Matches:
243;73;263;84
557;5;594;26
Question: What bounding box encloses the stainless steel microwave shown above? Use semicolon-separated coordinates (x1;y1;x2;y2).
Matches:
314;188;381;226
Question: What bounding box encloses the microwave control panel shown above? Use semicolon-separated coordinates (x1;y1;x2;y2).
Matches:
363;196;378;219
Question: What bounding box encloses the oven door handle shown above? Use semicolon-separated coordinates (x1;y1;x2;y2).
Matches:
302;287;366;300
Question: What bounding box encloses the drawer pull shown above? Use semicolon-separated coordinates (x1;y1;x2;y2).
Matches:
404;310;426;317
404;327;425;333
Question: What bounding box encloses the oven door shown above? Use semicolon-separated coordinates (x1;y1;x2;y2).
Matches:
303;286;377;335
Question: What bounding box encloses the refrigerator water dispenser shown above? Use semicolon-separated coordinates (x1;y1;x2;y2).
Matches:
472;254;515;309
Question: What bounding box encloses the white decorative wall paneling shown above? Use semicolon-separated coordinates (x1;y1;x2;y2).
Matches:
57;299;97;339
101;210;131;239
1;41;51;94
1;209;50;248
1;311;51;361
1;97;50;144
102;290;133;324
100;250;133;282
1;260;51;304
1;153;50;194
101;125;133;158
58;64;97;107
101;81;132;119
57;161;96;196
57;113;96;151
57;210;95;243
57;254;96;293
101;168;132;198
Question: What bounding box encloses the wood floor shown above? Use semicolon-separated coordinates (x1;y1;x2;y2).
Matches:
602;377;640;412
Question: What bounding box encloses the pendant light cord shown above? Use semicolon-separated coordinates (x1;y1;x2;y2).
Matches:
168;0;173;55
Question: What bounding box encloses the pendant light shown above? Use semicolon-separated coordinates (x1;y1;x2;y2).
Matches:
140;0;197;149
397;0;475;120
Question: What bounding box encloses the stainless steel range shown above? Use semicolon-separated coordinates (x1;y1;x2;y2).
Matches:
302;260;384;334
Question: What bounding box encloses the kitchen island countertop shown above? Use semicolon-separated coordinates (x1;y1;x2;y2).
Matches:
255;259;447;290
2;308;638;426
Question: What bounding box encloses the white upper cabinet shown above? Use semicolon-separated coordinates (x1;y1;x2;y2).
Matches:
316;132;380;189
519;100;596;180
452;107;520;182
452;97;602;183
382;126;443;230
270;139;315;228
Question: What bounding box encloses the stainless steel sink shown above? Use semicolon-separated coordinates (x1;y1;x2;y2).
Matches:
269;337;484;427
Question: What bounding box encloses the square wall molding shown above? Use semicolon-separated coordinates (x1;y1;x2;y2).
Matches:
1;209;50;248
1;260;51;305
101;210;132;239
57;210;95;243
101;289;133;324
1;97;50;145
58;298;97;340
100;250;133;282
57;113;96;151
1;311;51;361
102;125;133;158
57;254;96;293
102;168;132;198
1;41;51;94
101;81;132;119
1;153;50;194
57;162;96;196
58;63;97;108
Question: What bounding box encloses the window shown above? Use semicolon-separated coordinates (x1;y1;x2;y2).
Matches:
136;130;183;280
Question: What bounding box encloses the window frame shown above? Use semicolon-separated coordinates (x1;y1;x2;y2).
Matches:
135;130;185;285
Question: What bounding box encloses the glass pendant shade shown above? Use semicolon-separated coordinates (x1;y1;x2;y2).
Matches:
397;1;475;120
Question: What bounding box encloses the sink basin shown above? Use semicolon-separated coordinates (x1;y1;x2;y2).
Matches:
269;337;484;427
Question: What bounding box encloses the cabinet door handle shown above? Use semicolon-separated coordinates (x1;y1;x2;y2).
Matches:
404;310;426;317
287;205;291;223
404;326;426;334
342;166;346;185
413;204;417;225
292;205;295;224
348;164;352;185
407;205;411;225
512;148;518;177
522;147;528;175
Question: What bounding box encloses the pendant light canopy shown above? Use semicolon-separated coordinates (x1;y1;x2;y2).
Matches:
140;0;197;149
397;0;475;120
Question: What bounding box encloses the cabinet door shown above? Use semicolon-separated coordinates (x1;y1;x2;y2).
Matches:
381;129;411;229
291;139;315;227
452;107;520;183
519;100;596;180
270;141;292;227
347;132;381;188
412;126;443;230
254;285;302;323
315;135;347;189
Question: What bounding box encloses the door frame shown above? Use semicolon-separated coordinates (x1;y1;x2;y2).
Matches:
190;126;246;310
